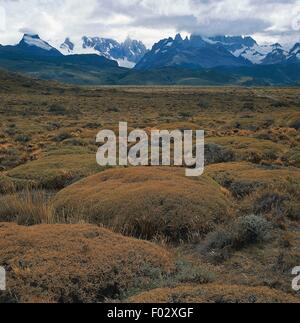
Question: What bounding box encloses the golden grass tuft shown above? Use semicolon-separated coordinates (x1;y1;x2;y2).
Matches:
127;283;299;303
0;223;174;303
53;167;233;241
0;190;54;225
206;136;287;163
206;162;300;187
0;175;15;194
7;151;103;190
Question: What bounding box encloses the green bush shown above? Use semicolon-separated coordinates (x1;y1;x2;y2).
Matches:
53;132;73;142
202;215;272;255
48;103;67;115
15;134;31;143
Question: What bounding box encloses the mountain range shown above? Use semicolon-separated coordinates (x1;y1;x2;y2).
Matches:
0;33;300;86
136;34;300;69
60;36;147;68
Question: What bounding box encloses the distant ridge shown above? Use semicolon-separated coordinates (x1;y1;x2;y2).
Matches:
0;33;300;86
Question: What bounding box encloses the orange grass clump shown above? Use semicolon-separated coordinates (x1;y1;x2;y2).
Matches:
206;162;300;186
53;167;233;241
0;223;174;303
127;284;299;304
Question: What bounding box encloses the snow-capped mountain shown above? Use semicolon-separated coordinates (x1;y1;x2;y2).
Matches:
59;36;147;68
135;34;251;70
59;37;74;54
208;36;265;64
135;34;300;70
208;36;300;65
261;43;289;65
287;43;300;63
17;33;62;57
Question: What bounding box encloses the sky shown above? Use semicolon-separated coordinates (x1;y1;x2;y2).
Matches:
0;0;300;48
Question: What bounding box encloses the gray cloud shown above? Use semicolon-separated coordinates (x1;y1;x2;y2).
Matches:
0;0;299;48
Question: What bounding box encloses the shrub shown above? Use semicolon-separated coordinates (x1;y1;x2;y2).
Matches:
204;143;235;165
179;111;193;118
285;202;300;221
63;138;87;147
172;260;215;285
128;259;215;297
233;215;272;248
15;134;31;143
53;167;233;242
7;153;103;190
202;228;233;252
243;102;254;111
0;223;174;303
0;147;23;170
127;284;299;303
5;128;16;136
48;103;67;115
229;181;262;199
84;122;102;129
253;193;287;215
53;131;73;142
206;162;300;199
289;119;300;130
201;215;272;254
46;122;61;131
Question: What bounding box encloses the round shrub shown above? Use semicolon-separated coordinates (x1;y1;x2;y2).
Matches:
289;119;300;130
234;215;272;248
53;167;233;242
0;223;174;303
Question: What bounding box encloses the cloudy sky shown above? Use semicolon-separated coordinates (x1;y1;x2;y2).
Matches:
0;0;300;48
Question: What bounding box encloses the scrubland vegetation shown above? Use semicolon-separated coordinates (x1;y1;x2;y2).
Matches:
0;70;299;303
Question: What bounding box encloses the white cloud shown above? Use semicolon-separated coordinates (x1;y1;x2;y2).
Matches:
0;0;299;48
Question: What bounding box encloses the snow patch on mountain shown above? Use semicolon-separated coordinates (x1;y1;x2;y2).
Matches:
58;36;147;68
116;58;135;68
23;34;53;51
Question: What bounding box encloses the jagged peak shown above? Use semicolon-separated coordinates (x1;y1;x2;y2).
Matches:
175;33;183;42
22;33;40;39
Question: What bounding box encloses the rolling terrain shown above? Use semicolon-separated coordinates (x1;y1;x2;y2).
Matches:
0;71;299;303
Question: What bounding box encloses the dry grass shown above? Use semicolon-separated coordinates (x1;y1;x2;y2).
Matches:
0;174;15;194
206;136;287;164
1;78;300;303
127;283;299;303
0;190;54;225
0;223;174;303
7;149;103;190
53;167;233;242
206;162;300;199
